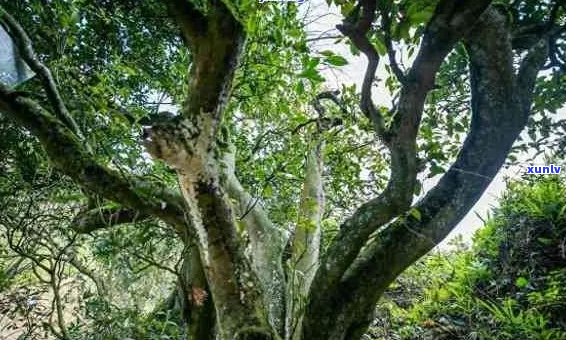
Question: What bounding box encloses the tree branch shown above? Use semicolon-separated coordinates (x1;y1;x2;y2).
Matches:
177;247;216;340
306;6;548;339
164;0;208;48
71;205;150;234
378;1;407;85
285;91;347;339
517;39;551;112
64;250;106;297
220;144;287;334
0;6;90;153
337;0;388;140
304;1;494;338
548;0;565;29
285;140;324;340
511;0;564;51
308;0;493;312
0;86;188;233
146;3;274;337
311;91;347;118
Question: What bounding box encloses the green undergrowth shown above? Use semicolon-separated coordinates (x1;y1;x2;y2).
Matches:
369;175;566;340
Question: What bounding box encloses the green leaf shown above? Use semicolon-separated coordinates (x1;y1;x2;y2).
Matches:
324;55;348;66
414;180;423;196
305;57;320;69
407;46;415;59
409;208;422;221
407;3;434;24
247;17;257;33
536;237;553;245
396;21;411;42
319;50;335;57
410;10;433;24
373;36;387;56
295;80;305;95
515;277;529;288
429;162;445;177
349;42;360;56
340;2;355;16
264;184;273;198
299;68;325;83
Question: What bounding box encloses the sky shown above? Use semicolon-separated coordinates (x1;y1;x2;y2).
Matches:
298;0;566;247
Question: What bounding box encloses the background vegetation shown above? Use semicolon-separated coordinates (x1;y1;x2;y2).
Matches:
370;175;566;340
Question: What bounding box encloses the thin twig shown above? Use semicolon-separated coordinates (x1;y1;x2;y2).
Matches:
378;1;407;84
336;0;390;143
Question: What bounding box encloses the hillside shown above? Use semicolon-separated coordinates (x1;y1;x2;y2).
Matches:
370;176;566;340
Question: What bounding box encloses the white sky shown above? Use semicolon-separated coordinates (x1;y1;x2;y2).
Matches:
298;0;566;247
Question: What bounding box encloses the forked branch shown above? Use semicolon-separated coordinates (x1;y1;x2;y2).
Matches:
337;0;388;140
304;1;493;338
313;7;548;339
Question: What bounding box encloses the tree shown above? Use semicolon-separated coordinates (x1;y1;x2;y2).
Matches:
0;0;564;339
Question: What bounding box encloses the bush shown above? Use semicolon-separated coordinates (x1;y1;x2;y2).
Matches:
369;176;566;340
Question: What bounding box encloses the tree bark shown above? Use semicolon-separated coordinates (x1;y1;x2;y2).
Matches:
221;144;287;334
143;2;275;338
285;138;324;340
178;246;217;340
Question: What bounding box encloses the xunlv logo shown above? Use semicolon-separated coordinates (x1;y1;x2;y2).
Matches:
526;164;562;174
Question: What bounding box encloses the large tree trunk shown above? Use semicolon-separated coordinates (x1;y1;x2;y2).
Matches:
144;2;276;338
